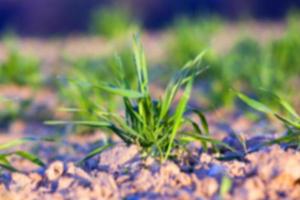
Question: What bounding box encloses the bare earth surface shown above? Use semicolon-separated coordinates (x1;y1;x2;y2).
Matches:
1;130;300;200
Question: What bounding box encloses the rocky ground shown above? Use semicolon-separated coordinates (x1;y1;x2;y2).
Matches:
0;92;297;200
1;129;300;200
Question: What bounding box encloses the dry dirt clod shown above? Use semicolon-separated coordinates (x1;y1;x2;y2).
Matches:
11;173;31;189
160;162;181;176
192;174;219;198
58;177;74;190
243;177;266;200
98;144;139;173
66;162;91;181
28;172;43;188
45;161;65;181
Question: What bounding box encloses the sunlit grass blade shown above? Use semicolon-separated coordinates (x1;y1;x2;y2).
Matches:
133;34;149;94
96;84;144;98
274;114;300;129
278;98;300;118
180;133;237;153
45;120;111;127
0;137;37;151
0;157;17;172
165;78;193;160
76;143;112;166
268;133;300;145
237;92;273;114
190;109;209;134
13;151;45;167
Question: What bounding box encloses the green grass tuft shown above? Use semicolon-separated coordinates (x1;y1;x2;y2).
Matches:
50;36;226;160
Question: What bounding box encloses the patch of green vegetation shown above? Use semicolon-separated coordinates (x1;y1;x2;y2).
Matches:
210;37;266;107
269;11;300;92
0;97;32;128
49;37;233;160
170;12;298;109
237;92;300;147
57;49;137;134
0;46;42;87
210;13;300;108
89;6;139;39
165;16;221;70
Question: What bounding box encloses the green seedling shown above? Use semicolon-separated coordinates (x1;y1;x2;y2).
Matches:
0;137;46;173
237;92;300;147
49;36;229;160
76;143;112;166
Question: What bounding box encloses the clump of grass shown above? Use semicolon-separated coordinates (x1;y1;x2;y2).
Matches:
89;6;139;39
0;45;42;87
50;36;226;160
237;92;300;146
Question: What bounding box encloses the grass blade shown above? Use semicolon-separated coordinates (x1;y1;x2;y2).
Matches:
76;143;112;166
96;84;144;98
0;157;17;172
133;34;149;94
45;120;111;127
165;78;193;160
278;98;300;118
0;137;36;151
14;151;45;167
237;92;273;114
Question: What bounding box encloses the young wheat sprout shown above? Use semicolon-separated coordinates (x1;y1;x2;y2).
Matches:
48;36;230;160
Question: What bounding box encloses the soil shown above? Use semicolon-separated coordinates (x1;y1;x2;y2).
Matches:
1;126;300;200
0;103;295;200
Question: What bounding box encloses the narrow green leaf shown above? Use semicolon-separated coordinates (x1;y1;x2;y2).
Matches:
275;114;300;129
165;78;193;160
0;137;36;151
0;157;17;172
45;120;111;127
14;151;45;167
133;34;149;94
77;143;112;166
96;84;144;98
58;107;83;112
278;98;300;118
191;109;209;134
237;92;273;114
180;133;237;153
